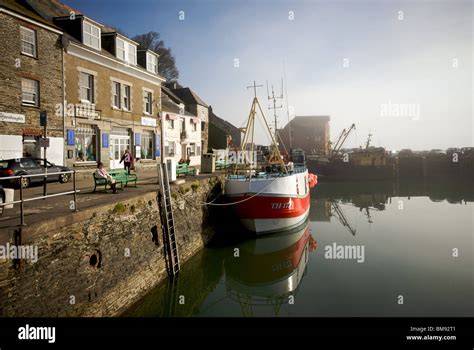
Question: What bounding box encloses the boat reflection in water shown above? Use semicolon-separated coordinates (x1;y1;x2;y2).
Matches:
224;220;317;316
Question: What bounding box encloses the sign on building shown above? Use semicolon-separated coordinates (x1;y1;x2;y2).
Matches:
0;112;25;123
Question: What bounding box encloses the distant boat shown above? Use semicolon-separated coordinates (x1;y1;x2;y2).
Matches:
225;82;317;234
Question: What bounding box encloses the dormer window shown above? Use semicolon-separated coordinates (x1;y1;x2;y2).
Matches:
146;52;158;74
116;37;137;65
83;21;101;50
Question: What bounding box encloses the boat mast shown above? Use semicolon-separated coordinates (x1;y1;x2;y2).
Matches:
283;61;293;150
267;80;283;145
238;81;287;173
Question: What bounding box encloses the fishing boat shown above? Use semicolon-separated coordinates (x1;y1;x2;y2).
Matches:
225;81;318;234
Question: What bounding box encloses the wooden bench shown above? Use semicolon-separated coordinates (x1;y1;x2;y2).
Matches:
176;163;196;177
92;170;138;192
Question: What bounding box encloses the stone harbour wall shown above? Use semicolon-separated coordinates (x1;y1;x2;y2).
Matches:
0;176;224;317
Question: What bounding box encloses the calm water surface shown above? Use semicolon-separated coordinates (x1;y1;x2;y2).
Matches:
125;179;473;317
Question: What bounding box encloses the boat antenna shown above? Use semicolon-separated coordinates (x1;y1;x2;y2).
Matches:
283;61;293;150
266;80;283;142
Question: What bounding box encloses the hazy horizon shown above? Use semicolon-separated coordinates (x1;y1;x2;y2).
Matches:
65;0;473;151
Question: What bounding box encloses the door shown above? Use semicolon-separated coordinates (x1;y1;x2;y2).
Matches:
110;134;130;169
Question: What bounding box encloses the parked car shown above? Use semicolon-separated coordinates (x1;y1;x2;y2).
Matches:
0;158;71;188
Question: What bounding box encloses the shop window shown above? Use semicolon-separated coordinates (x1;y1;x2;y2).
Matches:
75;124;97;162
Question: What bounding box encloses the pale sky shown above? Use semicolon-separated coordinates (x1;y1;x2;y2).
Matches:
66;0;473;150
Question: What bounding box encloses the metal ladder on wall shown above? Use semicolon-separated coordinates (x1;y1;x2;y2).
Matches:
158;163;181;277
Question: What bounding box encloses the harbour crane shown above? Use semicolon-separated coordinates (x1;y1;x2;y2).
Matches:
329;123;356;159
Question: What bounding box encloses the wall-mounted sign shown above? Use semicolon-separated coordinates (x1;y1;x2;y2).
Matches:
155;134;160;157
102;133;109;148
75;106;101;119
0;112;25;123
67;129;75;145
141;116;157;127
135;133;140;145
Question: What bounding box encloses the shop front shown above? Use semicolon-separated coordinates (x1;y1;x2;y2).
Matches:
110;127;131;169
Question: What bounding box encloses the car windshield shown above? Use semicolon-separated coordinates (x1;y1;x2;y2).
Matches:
0;161;8;168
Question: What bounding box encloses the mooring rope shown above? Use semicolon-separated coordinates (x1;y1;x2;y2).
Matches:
201;177;279;206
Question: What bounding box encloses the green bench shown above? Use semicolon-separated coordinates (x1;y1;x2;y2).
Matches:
93;170;138;192
215;160;231;170
176;163;196;177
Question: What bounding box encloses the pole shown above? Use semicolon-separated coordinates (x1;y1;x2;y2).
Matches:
19;177;25;226
42;112;47;199
73;170;78;212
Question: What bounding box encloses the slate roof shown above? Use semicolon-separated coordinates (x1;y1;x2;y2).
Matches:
0;0;62;29
170;87;208;108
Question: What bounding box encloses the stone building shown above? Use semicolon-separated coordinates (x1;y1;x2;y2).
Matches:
166;84;209;154
161;86;201;167
208;106;241;150
30;1;165;171
278;116;330;156
0;0;64;164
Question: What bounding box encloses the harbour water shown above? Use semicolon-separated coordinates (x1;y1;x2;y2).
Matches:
124;179;473;317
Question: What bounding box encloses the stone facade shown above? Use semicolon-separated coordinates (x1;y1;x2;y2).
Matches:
0;11;64;163
62;46;163;171
0;176;223;316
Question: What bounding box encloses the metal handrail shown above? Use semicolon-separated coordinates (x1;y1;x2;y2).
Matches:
0;170;76;180
0;170;79;226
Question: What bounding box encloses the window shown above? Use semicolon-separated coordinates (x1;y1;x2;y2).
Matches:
201;121;205;132
116;38;137;65
144;91;152;115
75;124;97;162
165;141;175;157
127;43;137;65
167;119;175;129
192;122;197;132
141;131;154;160
113;82;121;108
123;85;131;110
146;52;158;74
79;72;94;103
83;21;101;50
20;26;36;57
116;38;125;60
21;79;39;106
188;143;196;156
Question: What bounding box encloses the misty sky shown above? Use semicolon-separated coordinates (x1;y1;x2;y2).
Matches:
65;0;473;150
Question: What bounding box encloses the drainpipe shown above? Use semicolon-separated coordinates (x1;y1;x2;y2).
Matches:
61;38;67;166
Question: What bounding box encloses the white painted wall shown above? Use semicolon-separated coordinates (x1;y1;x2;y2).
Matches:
0;135;22;160
40;137;64;166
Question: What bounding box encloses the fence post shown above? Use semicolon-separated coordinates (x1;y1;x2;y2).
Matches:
73;171;78;212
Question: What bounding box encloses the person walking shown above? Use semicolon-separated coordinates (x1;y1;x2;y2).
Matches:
95;163;117;193
120;149;133;175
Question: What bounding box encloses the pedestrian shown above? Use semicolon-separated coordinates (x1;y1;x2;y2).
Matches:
95;162;117;193
120;149;133;175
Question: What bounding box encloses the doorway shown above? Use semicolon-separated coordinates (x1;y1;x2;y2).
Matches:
110;128;130;169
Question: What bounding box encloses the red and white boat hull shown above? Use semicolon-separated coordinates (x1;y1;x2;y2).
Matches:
225;170;311;234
